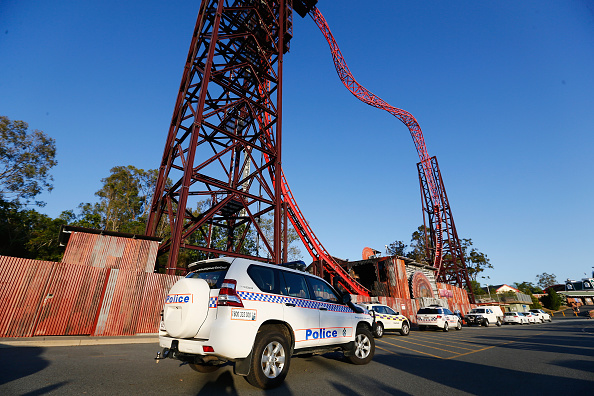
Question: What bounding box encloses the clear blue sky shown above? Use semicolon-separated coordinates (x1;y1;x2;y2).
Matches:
2;1;593;287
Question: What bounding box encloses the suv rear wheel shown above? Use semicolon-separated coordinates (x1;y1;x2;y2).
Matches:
347;326;374;365
442;322;449;332
246;327;291;389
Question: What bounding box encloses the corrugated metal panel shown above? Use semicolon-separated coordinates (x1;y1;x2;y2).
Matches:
62;232;160;273
135;273;182;334
34;263;108;336
0;256;56;337
96;270;145;336
93;269;119;335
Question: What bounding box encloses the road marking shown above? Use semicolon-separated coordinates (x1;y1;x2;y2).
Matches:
377;331;548;360
378;337;461;354
376;340;444;359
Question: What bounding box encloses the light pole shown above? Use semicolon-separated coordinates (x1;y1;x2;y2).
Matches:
482;276;492;302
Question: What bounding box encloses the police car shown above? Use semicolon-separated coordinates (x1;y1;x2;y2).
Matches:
357;303;410;338
416;306;462;332
156;258;375;389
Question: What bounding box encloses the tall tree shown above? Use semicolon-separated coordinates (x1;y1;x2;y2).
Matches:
536;272;558;290
70;166;157;234
0;116;57;205
0;198;66;261
386;240;407;257
461;238;493;281
257;213;302;261
407;225;429;263
513;281;543;295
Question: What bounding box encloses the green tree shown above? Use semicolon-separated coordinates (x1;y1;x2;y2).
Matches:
536;272;558;290
541;287;561;311
70;166;157;234
469;279;486;296
0;116;57;205
530;294;543;309
406;225;429;263
387;240;407;256
460;238;493;281
513;281;543;295
0;198;66;261
256;213;302;261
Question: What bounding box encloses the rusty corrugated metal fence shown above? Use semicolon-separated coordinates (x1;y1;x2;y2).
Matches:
0;254;180;337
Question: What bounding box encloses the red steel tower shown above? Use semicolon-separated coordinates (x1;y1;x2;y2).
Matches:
146;1;308;273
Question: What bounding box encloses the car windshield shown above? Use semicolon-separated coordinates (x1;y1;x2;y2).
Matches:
418;308;438;314
505;313;515;316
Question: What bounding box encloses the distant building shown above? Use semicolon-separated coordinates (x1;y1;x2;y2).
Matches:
478;284;532;312
559;278;594;306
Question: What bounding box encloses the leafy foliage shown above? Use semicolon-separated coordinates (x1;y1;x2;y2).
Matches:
541;287;562;310
536;272;558;290
0;198;66;261
0;116;57;205
68;166;157;234
387;226;492;279
513;281;543;295
386;240;407;257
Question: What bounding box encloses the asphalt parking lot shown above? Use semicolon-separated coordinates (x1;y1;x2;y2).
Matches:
1;315;593;395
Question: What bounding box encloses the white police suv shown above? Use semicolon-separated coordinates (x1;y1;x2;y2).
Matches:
357;303;410;337
416;306;462;332
156;258;375;389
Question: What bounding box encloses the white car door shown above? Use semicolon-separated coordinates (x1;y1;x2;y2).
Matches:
307;276;354;346
279;270;320;349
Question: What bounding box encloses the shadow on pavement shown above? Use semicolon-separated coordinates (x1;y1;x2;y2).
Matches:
0;345;50;386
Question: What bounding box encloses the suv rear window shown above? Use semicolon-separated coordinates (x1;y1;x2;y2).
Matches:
417;308;438;314
186;263;230;289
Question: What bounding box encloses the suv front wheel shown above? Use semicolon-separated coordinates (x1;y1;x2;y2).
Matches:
347;326;374;365
399;322;410;336
373;322;384;338
246;327;291;389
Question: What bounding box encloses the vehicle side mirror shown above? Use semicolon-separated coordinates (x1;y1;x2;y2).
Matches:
341;293;351;304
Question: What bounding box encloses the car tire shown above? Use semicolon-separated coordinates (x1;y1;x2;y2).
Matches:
442;322;449;332
496;320;502;327
482;319;489;327
347;326;375;365
373;322;384;338
246;328;291;389
399;322;410;336
189;363;220;373
455;320;462;330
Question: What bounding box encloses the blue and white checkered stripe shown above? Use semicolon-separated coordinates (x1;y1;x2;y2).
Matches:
209;297;218;308
236;291;353;313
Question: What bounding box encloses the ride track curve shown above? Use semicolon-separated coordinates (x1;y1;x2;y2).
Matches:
269;6;448;295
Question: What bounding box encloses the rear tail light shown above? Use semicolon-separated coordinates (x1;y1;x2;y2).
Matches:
436;315;442;319
217;279;243;307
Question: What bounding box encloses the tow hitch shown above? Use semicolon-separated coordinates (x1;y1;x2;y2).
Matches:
155;348;170;363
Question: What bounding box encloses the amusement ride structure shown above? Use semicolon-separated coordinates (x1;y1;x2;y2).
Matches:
145;0;475;302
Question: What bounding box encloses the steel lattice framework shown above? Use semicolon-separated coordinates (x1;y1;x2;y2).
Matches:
146;0;291;272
